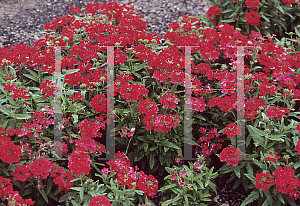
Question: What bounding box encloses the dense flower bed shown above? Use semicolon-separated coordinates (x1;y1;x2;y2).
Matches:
0;1;300;205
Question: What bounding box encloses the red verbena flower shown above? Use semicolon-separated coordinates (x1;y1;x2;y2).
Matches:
206;5;222;18
89;195;111;206
245;10;261;26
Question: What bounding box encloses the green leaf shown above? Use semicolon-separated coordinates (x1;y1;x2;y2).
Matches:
294;161;300;169
246;125;265;147
71;200;81;206
261;15;270;22
38;188;49;204
277;6;284;14
253;158;266;170
150;153;155;169
164;141;180;150
0;105;11;116
295;27;300;37
23;73;38;82
159;183;177;192
11;114;31;120
64;69;80;75
240;190;259;206
233;165;241;178
267;134;284;142
221;19;236;23
46;178;53;195
222;9;234;13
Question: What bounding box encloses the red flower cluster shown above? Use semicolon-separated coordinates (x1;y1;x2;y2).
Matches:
0;133;23;164
207;95;236;113
195;128;223;157
273;166;300;200
295;139;300;155
0;176;35;205
89;195;111;206
68;150;92;176
28;157;55;179
245;97;266;119
137;171;159;198
106;152;158;197
69;7;82;14
282;0;296;7
50;166;75;193
85;3;100;15
152;114;181;133
78;119;105;139
3;81;31;106
220;146;242;167
75;137;106;154
39;79;56;98
90;93;107;114
266;106;291;121
245;10;261;26
206;5;222;18
69;91;84;101
255;172;274;192
12;165;32;182
223;122;242;138
245;0;261;8
258;81;278;96
160;93;179;110
265;151;280;163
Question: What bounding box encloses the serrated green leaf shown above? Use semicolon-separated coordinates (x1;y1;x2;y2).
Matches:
253;158;266;170
164;141;180;150
246;125;265;147
240;190;259;206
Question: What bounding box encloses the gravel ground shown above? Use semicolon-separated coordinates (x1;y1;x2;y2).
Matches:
0;0;210;48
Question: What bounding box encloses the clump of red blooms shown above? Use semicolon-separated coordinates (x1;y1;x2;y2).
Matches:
0;176;35;205
103;152;158;198
205;0;299;26
255;166;300;200
89;195;111;206
0;0;299;204
195;128;224;157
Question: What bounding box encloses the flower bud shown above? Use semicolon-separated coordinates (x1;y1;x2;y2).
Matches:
94;82;101;87
236;28;241;32
115;42;121;46
100;76;106;81
63;36;69;41
144;39;149;43
92;58;97;62
151;39;157;44
80;84;87;88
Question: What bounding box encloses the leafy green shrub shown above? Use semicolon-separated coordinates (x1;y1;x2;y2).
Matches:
159;155;218;206
194;0;300;40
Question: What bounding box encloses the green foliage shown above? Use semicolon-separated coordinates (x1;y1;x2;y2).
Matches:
193;0;300;41
160;155;218;205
